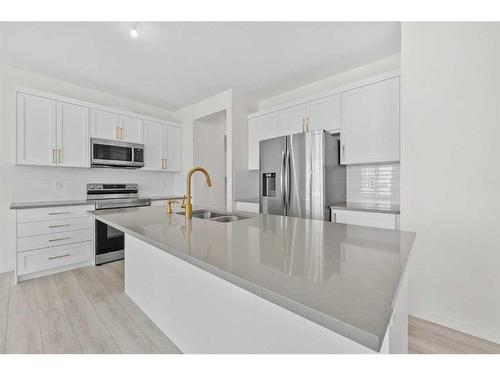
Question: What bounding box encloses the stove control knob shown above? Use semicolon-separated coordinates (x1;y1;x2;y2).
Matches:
97;185;102;190
89;185;95;190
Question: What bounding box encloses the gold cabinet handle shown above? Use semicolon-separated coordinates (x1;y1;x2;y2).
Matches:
302;118;305;132
52;149;56;164
49;237;70;242
48;211;70;215
120;127;124;139
342;144;346;163
115;127;119;139
164;159;167;170
58;149;62;163
333;212;337;223
49;253;70;260
49;224;70;228
306;117;310;131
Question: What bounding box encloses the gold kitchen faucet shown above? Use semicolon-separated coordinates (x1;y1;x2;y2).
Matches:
181;166;212;219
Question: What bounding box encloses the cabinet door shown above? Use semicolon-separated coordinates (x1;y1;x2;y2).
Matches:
56;102;89;168
90;109;118;140
333;209;398;230
307;94;341;132
17;93;57;166
342;78;400;164
143;121;164;170
120;115;144;143
248;112;278;170
277;104;306;136
165;125;182;172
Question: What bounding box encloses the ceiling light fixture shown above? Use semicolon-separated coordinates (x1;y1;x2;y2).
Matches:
130;23;139;39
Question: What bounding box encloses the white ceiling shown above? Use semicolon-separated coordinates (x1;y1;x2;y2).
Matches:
0;22;400;110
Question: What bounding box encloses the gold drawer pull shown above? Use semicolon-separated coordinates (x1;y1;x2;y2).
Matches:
49;254;70;260
48;212;71;215
49;224;71;228
49;237;70;242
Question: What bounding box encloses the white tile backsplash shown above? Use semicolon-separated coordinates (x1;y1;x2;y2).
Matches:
10;165;183;202
346;163;400;205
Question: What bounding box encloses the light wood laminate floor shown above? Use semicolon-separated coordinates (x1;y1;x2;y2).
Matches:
0;261;181;354
1;262;499;354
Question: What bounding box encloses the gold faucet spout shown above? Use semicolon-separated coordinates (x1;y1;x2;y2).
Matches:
183;166;212;219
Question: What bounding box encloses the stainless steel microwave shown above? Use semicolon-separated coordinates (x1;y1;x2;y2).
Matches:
91;138;144;169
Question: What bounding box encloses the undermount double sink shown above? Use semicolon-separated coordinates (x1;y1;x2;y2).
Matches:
177;209;252;223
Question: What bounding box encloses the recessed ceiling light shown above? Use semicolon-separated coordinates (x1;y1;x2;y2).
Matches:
130;23;139;39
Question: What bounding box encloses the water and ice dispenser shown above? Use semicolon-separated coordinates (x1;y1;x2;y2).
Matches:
262;173;276;197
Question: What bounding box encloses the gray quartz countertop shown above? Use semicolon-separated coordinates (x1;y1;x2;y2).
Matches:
331;202;401;214
10;195;184;209
10;199;93;209
88;206;414;351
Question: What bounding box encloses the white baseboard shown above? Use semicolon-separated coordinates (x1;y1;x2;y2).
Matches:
411;309;500;345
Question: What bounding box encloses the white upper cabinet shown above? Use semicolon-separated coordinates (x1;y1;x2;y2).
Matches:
17;93;89;168
90;109;118;140
91;110;144;143
165;125;182;172
277;104;306;136
56;102;89;168
15;88;182;172
144;121;182;172
119;115;144;143
306;94;341;133
144;121;164;170
341;77;400;164
248;112;279;170
17;93;57;166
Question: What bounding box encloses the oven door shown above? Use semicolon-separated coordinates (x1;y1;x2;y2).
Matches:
91;138;144;168
95;219;124;265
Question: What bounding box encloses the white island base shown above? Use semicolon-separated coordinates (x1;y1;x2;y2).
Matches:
125;235;408;354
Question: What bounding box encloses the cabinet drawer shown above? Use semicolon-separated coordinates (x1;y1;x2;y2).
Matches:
18;217;93;237
17;205;94;223
17;241;93;276
17;229;93;252
332;209;398;230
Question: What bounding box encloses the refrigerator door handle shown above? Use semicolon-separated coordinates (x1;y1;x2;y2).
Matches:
285;149;291;210
281;150;286;210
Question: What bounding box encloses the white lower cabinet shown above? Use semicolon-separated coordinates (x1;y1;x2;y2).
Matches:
235;201;260;213
16;204;95;282
331;208;399;230
17;241;93;277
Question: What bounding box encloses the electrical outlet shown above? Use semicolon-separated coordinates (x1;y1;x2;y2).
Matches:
369;177;376;189
54;179;64;190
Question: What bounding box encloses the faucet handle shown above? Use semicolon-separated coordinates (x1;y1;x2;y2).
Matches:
166;199;179;215
180;195;187;208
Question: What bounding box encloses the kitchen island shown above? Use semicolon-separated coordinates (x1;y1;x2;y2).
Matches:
88;206;415;354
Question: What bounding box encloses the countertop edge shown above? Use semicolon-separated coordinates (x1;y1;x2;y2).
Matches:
10;195;184;210
88;210;383;352
330;204;401;215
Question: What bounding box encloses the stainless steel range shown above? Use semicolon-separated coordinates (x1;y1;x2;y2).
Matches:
87;183;151;265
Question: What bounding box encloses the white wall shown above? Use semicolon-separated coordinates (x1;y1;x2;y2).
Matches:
401;23;500;343
0;64;184;273
193;110;227;209
259;54;401;110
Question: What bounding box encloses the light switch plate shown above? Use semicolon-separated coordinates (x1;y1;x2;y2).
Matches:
54;178;64;190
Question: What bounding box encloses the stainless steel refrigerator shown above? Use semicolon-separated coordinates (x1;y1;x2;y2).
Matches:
259;130;345;221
